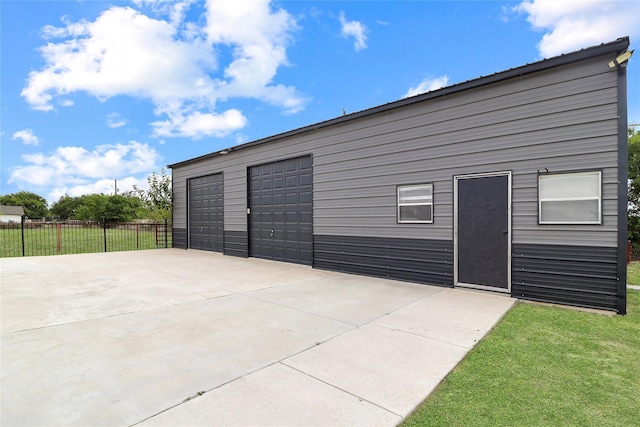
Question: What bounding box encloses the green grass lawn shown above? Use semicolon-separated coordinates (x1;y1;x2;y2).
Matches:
402;290;640;427
627;261;640;285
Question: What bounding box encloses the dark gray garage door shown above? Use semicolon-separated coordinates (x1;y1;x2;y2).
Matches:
249;156;312;265
189;173;223;252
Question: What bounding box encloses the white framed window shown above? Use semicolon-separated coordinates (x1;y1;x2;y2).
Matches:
538;171;602;224
397;184;433;223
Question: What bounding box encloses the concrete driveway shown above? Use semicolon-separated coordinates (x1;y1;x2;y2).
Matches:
1;249;515;426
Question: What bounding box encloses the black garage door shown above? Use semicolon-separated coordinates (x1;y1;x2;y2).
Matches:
189;173;223;251
249;156;312;265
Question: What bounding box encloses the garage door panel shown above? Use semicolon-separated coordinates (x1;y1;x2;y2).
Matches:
300;175;312;186
299;211;313;223
299;192;312;204
285;176;297;187
299;156;312;168
189;173;223;252
249;156;312;265
286;229;299;240
261;179;272;190
300;230;312;242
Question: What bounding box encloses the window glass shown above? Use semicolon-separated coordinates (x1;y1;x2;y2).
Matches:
539;171;601;224
399;205;432;222
398;184;433;223
539;173;600;199
398;186;432;204
540;200;600;223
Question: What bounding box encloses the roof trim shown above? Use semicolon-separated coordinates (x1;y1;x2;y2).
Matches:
169;37;630;169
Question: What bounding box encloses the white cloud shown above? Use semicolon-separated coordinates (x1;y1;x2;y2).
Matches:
8;141;160;200
12;129;40;146
339;11;367;51
403;75;449;98
21;1;306;138
234;132;249;145
151;107;247;138
204;0;305;113
131;0;197;26
23;6;215;110
107;112;127;128
514;0;640;58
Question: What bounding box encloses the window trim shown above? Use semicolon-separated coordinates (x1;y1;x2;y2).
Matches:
397;183;434;224
538;170;602;225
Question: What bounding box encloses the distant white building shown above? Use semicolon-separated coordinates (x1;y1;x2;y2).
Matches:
0;205;24;223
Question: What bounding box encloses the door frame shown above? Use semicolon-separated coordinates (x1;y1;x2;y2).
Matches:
453;171;512;293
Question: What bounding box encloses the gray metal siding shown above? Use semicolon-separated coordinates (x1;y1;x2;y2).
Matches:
174;51;618;246
172;52;620;250
512;243;618;311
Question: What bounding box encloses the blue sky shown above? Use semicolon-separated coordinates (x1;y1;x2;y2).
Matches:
2;0;639;204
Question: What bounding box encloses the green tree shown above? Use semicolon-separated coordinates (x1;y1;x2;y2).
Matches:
628;128;640;252
0;191;49;219
75;194;142;222
127;169;172;221
50;195;88;219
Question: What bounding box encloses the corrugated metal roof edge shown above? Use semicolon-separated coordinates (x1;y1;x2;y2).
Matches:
168;36;630;169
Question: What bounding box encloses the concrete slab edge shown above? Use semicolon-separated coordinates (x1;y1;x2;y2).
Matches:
396;298;517;425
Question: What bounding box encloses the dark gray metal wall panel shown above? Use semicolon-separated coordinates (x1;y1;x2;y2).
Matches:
314;235;453;286
189;173;224;252
224;230;248;258
249;156;313;265
512;243;618;311
172;228;187;249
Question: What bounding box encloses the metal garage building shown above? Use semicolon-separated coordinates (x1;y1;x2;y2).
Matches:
169;37;631;314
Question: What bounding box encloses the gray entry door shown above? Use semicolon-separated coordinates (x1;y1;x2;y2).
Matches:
189;173;224;252
249;156;312;265
456;173;510;290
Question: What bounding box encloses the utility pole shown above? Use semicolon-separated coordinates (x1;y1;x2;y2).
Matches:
114;179;118;195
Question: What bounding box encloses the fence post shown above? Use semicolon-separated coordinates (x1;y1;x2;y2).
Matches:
21;215;25;257
164;219;168;248
57;223;62;254
103;218;107;252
